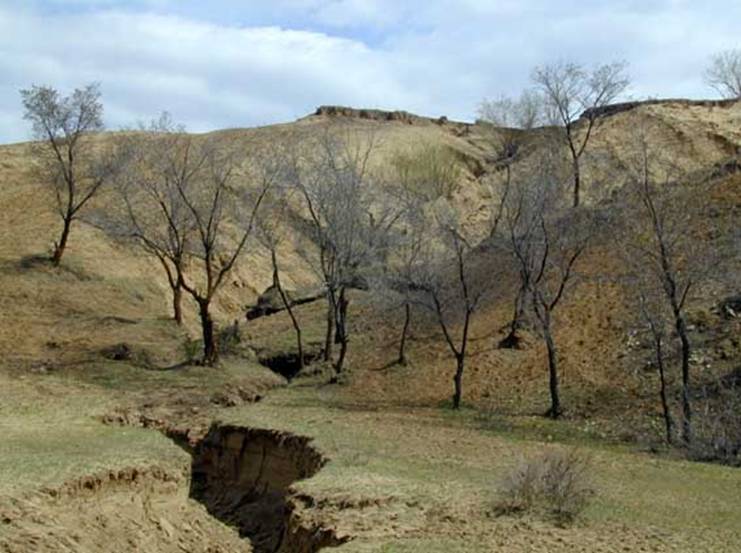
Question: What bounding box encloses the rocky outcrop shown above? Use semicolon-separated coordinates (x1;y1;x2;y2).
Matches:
582;97;740;121
312;105;472;133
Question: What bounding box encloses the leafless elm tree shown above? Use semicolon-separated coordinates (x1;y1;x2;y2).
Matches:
704;48;741;99
617;128;717;445
177;143;276;365
97;113;201;325
100;119;276;364
478;91;545;347
381;143;463;366
285;126;393;376
478;90;543;206
21;83;118;266
532;61;629;207
255;184;306;372
406;203;488;410
503;148;591;418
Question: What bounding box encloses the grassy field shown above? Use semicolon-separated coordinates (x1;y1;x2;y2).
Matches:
0;358;283;495
221;381;741;551
3;359;740;552
0;372;182;495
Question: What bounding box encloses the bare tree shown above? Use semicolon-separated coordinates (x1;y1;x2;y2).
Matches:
389;203;426;367
407;203;487;409
95;113;200;325
636;280;676;445
255;188;305;372
175;143;274;365
704;48;741;99
478;89;543;200
101;121;275;364
504;149;589;418
615;203;676;445
383;143;463;366
532;61;629;207
618;129;715;445
478;91;544;347
21;83;116;266
286;127;391;376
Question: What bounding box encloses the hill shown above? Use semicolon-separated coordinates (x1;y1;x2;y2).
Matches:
0;98;740;552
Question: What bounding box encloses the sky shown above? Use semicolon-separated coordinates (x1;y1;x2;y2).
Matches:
1;0;739;143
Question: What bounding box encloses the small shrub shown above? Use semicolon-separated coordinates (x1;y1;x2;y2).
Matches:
687;380;741;466
495;448;595;524
182;337;201;362
217;320;242;356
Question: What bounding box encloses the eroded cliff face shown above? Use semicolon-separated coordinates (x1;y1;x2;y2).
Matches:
190;424;348;553
0;466;250;553
0;424;348;553
312;105;471;130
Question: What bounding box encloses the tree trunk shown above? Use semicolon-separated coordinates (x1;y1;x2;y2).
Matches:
452;354;465;410
198;299;218;366
334;287;349;375
323;290;335;362
572;157;581;208
544;324;561;419
172;280;183;325
335;335;348;376
52;216;73;267
654;333;674;445
334;288;345;345
500;283;526;349
272;251;303;372
675;312;693;445
490;164;511;239
398;301;411;366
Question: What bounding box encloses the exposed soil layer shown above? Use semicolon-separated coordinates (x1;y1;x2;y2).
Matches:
0;424;349;553
583;97;740;119
312;104;470;128
190;424;348;553
0;467;250;553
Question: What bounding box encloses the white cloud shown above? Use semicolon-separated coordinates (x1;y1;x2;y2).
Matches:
0;6;418;142
1;1;740;143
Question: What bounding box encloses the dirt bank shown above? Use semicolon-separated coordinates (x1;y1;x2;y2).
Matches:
0;423;348;553
191;424;348;553
0;466;249;552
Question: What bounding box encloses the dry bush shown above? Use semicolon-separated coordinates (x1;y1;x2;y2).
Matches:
687;374;741;466
495;448;595;524
389;143;461;201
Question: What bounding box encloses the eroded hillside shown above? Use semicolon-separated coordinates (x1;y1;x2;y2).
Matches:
1;99;740;552
2;98;739;365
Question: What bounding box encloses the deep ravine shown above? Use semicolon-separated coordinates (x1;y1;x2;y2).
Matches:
188;424;349;553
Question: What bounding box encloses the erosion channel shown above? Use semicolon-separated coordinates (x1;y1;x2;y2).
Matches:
188;424;348;553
